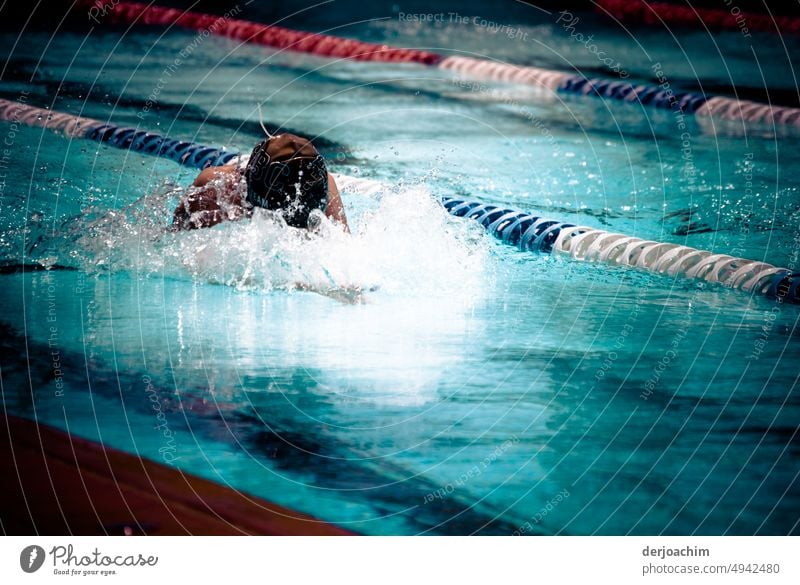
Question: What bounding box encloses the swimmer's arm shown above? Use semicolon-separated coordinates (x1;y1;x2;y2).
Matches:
324;173;350;232
173;166;241;230
293;282;369;304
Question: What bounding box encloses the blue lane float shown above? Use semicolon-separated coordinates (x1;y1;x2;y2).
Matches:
442;198;577;253
1;97;797;304
557;77;709;113
84;125;238;169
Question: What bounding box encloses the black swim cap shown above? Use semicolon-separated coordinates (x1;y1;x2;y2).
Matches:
244;134;328;228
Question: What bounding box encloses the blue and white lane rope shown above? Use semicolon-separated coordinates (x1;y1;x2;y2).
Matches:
442;197;800;303
0;98;236;169
1;97;797;303
440;56;800;127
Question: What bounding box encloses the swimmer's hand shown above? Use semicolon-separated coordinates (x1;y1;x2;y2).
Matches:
292;282;377;304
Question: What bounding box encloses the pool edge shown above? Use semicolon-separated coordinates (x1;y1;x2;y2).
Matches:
0;413;354;536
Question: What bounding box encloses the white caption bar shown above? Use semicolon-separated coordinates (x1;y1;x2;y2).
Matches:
1;537;797;584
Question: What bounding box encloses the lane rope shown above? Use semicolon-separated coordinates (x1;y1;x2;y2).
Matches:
0;98;236;169
74;0;800;129
442;197;800;304
2;97;797;303
596;0;800;36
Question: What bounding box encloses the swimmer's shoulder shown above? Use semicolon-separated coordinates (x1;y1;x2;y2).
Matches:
193;164;240;187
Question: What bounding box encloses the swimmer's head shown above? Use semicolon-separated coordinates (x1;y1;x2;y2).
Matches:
244;134;328;228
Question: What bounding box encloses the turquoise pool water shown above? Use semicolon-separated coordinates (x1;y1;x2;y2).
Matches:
1;3;799;534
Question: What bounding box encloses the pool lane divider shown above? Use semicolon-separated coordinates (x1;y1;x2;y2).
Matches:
0;98;237;169
76;0;800;128
596;0;800;36
2;97;797;304
442;198;800;304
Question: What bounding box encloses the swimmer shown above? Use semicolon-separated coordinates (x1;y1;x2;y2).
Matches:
172;133;368;302
172;133;348;232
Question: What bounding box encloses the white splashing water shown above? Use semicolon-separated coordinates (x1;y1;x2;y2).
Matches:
68;178;493;301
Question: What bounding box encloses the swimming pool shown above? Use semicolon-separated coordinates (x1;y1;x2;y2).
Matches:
1;2;799;535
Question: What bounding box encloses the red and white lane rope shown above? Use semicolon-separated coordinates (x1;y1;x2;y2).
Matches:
435;55;572;91
74;0;800;129
80;0;441;64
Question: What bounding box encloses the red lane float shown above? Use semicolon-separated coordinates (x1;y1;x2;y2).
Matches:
77;0;442;64
596;0;800;35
